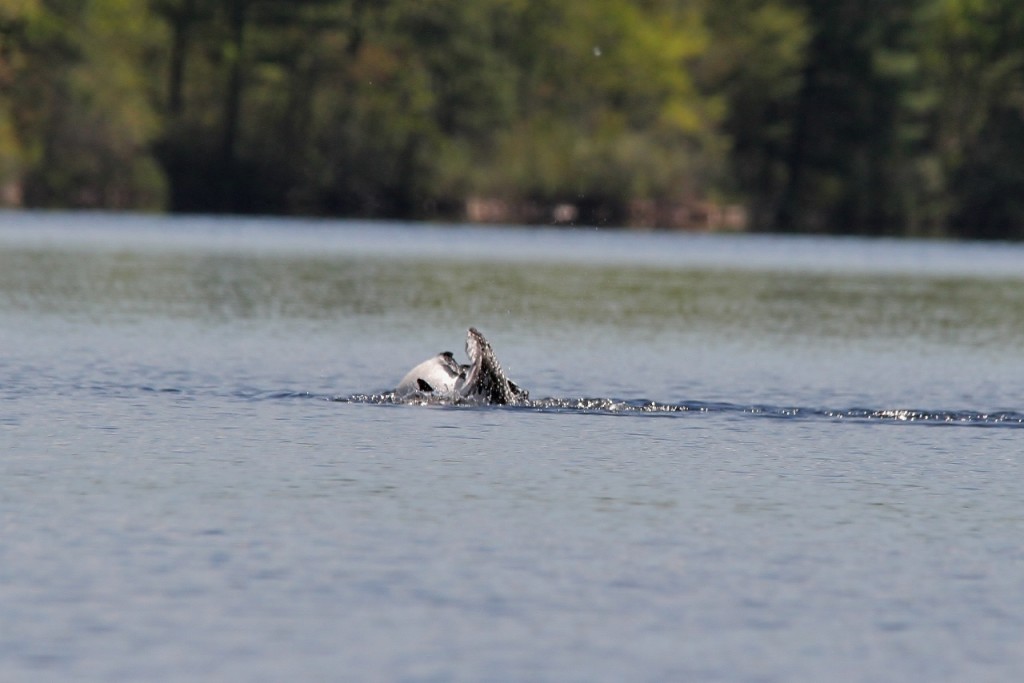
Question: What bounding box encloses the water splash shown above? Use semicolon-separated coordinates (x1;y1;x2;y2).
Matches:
80;380;1022;428
337;393;1024;427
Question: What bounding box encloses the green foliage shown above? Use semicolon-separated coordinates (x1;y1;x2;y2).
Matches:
918;0;1024;237
0;0;42;193
0;0;1023;236
699;0;810;226
759;0;930;234
5;0;166;208
466;0;724;219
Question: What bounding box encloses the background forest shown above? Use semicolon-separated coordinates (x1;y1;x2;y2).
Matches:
1;0;1023;237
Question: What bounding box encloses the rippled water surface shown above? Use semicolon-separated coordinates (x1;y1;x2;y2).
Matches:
2;212;1024;681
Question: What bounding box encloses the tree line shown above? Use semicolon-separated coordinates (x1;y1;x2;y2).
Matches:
1;0;1023;238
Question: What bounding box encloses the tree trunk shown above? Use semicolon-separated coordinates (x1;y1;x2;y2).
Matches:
221;0;248;210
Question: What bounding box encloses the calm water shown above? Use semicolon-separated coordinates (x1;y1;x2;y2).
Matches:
2;211;1024;682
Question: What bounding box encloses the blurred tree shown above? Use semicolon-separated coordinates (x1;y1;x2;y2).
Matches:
2;0;1023;236
152;0;408;214
0;0;43;203
150;0;206;116
302;0;521;217
699;0;810;229
469;0;725;224
769;0;927;234
14;0;166;208
921;0;1024;238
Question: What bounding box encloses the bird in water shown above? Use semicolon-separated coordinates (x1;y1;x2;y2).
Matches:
395;327;528;405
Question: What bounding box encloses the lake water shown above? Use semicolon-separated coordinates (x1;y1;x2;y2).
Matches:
2;211;1023;682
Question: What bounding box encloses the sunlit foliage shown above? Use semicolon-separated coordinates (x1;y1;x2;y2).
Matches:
0;0;1023;237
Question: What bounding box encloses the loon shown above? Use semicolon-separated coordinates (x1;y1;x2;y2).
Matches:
395;327;528;405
